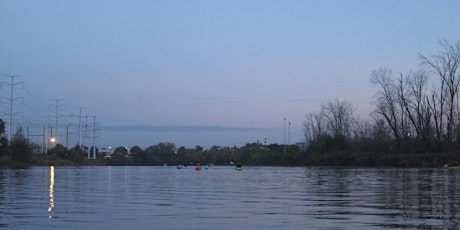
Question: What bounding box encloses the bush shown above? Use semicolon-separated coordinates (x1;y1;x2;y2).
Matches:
10;136;33;163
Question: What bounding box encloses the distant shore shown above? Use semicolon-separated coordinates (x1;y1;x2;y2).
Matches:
2;150;459;169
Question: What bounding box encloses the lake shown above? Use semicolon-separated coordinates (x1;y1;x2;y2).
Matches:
1;166;459;229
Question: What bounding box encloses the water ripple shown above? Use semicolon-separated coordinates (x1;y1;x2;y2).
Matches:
1;166;460;229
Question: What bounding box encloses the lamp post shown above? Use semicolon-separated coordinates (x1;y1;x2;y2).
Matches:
288;121;291;145
284;118;286;157
45;136;56;154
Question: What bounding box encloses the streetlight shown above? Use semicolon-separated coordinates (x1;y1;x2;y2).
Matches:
284;118;286;157
45;136;56;154
288;121;291;145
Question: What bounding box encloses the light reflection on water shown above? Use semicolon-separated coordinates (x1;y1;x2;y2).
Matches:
47;166;54;218
0;166;459;229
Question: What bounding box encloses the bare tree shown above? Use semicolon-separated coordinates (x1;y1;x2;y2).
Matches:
394;72;412;140
407;70;433;141
397;70;431;140
371;67;434;150
304;111;324;143
370;68;401;142
420;39;460;143
426;84;444;141
350;117;373;142
322;98;355;140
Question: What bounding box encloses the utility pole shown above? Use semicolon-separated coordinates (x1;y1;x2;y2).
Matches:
42;126;46;154
85;115;90;158
50;99;64;144
55;100;59;141
2;75;23;141
88;116;97;159
283;118;286;157
288;121;291;145
78;107;83;149
26;122;30;139
93;116;96;159
65;125;69;149
45;126;54;154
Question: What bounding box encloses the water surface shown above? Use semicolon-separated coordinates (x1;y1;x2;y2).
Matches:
1;166;459;229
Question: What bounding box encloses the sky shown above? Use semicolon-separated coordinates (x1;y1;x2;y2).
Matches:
0;0;459;150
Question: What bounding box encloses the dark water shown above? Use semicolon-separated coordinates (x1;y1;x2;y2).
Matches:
0;166;459;229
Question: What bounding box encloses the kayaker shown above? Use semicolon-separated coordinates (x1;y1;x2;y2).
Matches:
441;162;449;169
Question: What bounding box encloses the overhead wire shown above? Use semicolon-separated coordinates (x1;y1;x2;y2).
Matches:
0;78;97;148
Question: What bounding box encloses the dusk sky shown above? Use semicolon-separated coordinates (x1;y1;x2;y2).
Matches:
1;1;459;149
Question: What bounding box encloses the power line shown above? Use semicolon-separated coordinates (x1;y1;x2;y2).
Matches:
0;75;98;151
23;88;48;108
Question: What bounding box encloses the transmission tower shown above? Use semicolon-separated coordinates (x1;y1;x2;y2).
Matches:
92;116;97;159
2;75;24;141
49;99;65;144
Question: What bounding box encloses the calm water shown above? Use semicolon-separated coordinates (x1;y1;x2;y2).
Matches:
0;166;459;229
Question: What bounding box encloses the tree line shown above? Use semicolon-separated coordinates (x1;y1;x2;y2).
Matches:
108;142;304;166
0;119;91;167
0;117;306;167
2;39;459;168
303;39;460;167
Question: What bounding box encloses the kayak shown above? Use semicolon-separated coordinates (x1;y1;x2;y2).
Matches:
448;165;460;169
235;167;243;171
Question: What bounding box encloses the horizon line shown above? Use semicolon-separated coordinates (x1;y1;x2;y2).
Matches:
100;124;277;133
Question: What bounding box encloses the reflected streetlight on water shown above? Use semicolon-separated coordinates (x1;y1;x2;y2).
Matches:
48;166;55;218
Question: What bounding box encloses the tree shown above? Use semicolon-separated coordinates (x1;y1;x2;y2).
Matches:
370;68;402;143
130;146;143;155
0;119;9;157
420;39;460;144
48;144;68;158
10;127;33;163
195;145;203;152
304;111;325;144
322;98;355;140
157;142;176;165
113;146;128;155
144;145;161;165
404;70;430;141
68;145;85;164
132;146;153;166
304;99;358;153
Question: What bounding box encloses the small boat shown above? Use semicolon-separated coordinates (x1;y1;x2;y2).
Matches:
235;163;243;171
195;164;202;171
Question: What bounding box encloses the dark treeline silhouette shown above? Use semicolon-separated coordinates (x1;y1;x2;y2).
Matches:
108;142;305;166
0;118;94;167
1;40;459;168
303;39;460;167
0;117;306;167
